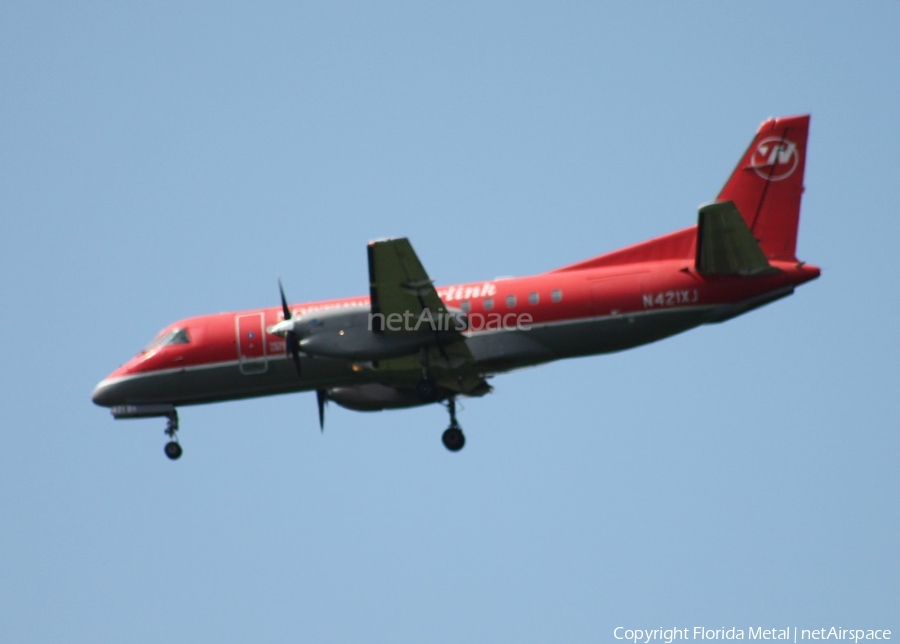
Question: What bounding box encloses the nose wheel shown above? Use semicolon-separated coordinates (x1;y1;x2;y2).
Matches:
441;397;465;452
164;440;183;460
163;411;182;460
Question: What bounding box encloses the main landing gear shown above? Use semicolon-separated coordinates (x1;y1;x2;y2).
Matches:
415;347;441;403
441;397;465;452
417;347;464;450
415;377;440;402
163;410;182;461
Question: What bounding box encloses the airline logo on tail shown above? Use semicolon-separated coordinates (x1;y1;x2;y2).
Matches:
750;137;799;181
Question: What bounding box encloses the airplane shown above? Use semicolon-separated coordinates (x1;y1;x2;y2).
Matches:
92;114;820;459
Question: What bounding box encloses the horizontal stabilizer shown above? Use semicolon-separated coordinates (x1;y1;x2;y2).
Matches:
696;201;774;276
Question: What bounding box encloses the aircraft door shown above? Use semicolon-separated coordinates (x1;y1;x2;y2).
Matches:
236;313;268;374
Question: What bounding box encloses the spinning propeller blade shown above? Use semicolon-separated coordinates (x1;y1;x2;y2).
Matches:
277;280;331;433
316;389;327;432
278;278;303;377
278;279;327;431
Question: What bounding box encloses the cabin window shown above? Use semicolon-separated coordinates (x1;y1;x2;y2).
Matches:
528;292;539;305
506;295;517;308
551;289;563;303
483;297;494;311
460;300;471;313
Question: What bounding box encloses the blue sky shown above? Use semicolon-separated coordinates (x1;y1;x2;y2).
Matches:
2;2;898;642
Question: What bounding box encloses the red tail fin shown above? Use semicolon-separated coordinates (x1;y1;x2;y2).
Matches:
718;115;809;261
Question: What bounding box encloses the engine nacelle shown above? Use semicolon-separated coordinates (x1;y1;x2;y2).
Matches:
327;383;426;411
289;305;465;361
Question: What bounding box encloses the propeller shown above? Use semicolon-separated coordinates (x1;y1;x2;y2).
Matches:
316;389;327;432
277;278;303;377
273;279;328;432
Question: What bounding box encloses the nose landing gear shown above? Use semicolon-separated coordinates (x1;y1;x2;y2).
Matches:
108;404;184;461
163;410;182;460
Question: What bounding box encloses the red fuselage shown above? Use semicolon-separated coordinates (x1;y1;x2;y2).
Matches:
92;257;819;410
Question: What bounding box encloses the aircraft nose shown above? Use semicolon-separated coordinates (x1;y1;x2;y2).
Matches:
92;379;121;407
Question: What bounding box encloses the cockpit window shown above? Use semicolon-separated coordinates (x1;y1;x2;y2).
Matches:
142;328;190;353
167;328;190;345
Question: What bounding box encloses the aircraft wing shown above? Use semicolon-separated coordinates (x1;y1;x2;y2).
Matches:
367;237;491;397
367;237;453;333
696;201;776;276
376;346;493;397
